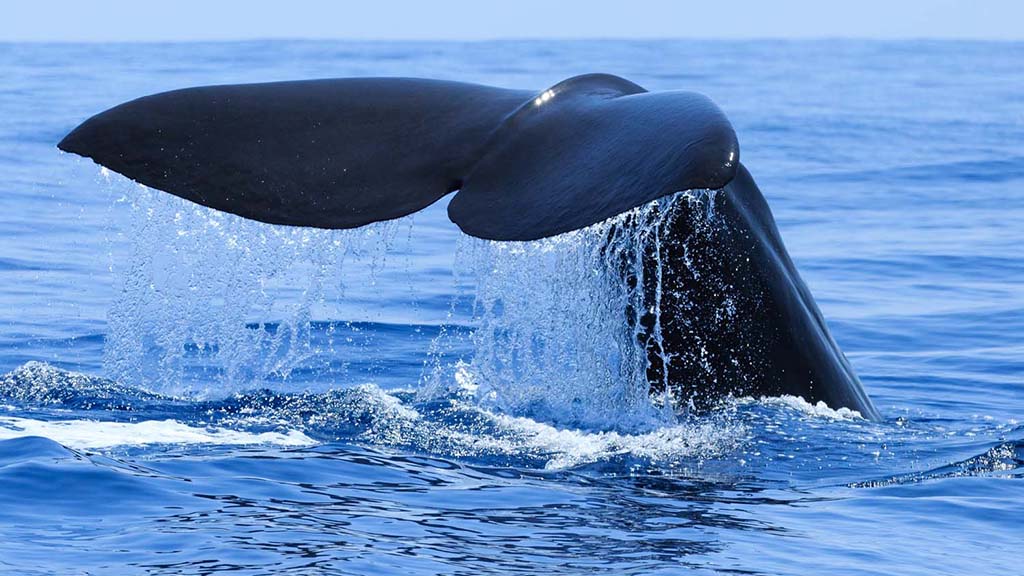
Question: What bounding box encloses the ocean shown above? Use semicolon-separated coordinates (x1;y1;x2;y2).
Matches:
0;39;1022;575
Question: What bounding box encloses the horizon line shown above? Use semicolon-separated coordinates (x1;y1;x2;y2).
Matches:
3;35;1023;45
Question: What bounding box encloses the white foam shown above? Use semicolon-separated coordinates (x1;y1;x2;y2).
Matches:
328;376;746;469
354;387;745;470
0;416;315;449
753;395;864;420
486;412;745;470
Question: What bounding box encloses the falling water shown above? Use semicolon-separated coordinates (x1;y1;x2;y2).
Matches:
448;190;720;431
101;181;406;396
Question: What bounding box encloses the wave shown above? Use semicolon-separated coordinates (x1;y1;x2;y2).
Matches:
851;439;1024;487
0;361;747;470
5;360;1019;487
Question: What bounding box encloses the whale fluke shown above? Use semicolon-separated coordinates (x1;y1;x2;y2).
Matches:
58;74;738;240
59;78;532;230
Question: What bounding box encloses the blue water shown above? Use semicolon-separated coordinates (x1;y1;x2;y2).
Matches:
1;40;1022;575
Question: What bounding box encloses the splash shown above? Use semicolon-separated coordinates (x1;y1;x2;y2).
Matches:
444;191;718;431
102;181;409;396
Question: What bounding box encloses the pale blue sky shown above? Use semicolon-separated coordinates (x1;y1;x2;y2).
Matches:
3;0;1021;42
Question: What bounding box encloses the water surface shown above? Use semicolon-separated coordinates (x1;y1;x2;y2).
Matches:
1;40;1022;575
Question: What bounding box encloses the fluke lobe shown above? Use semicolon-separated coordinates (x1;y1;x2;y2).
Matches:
58;73;880;420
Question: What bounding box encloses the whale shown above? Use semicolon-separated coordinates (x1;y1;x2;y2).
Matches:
57;73;880;420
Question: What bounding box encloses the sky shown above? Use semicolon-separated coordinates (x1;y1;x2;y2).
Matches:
2;0;1022;42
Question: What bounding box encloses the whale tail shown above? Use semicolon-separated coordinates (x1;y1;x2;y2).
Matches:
58;74;738;241
58;74;880;419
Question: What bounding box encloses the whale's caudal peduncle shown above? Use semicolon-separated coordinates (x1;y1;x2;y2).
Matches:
58;73;879;420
